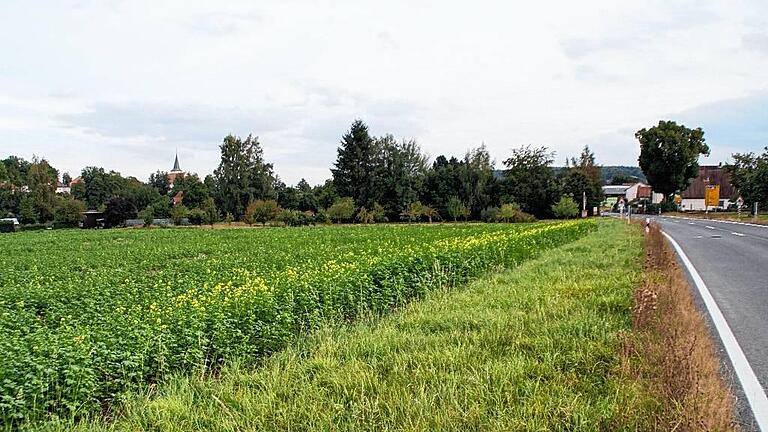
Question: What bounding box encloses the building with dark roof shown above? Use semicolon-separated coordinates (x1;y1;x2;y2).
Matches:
679;165;736;211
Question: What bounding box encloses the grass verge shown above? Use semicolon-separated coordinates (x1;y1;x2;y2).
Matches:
621;222;736;430
42;219;656;431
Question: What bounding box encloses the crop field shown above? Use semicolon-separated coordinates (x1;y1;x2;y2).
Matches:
0;220;594;428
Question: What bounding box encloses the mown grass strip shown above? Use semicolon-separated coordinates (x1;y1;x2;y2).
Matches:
52;219;655;431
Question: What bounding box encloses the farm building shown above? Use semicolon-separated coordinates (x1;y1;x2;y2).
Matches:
601;182;663;208
679;165;736;211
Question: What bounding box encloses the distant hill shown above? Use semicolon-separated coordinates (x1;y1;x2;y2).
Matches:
493;166;646;184
599;166;646;183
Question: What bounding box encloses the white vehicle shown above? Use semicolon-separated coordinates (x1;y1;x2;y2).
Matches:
0;217;20;226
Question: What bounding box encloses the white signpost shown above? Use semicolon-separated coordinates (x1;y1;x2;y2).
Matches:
737;196;744;217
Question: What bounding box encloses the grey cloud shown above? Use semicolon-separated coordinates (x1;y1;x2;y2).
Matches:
672;92;768;150
562;35;650;60
184;11;264;36
54;89;426;180
57;102;300;148
560;3;720;60
742;32;768;56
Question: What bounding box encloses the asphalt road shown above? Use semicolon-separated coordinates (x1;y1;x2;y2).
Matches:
648;215;768;430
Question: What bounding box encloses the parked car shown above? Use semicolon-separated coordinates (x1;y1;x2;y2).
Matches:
0;217;20;233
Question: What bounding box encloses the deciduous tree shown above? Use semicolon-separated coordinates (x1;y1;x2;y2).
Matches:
213;134;276;220
726;148;768;210
637;120;709;200
502;145;560;218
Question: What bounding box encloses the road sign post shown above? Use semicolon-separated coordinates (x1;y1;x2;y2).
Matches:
618;198;625;217
737;196;744;218
705;185;720;215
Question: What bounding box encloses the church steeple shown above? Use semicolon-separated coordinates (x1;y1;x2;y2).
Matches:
172;152;181;172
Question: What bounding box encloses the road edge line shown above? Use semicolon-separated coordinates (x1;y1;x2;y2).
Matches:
662;231;768;431
664;215;768;229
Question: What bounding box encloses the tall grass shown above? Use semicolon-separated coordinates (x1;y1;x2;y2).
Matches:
620;223;736;430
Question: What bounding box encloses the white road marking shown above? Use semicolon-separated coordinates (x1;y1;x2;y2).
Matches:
663;232;768;430
732;232;745;237
689;222;696;225
706;226;716;230
663;215;768;229
695;235;703;239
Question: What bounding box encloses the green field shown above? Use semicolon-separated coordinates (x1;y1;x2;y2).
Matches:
55;219;651;431
0;221;594;428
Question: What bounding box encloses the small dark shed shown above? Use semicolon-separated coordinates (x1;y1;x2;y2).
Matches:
82;210;105;229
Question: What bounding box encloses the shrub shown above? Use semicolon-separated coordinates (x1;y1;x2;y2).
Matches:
245;200;280;226
170;204;189;225
314;210;330;224
0;220;15;233
481;207;500;222
53;197;85;228
104;196;138;228
326;197;355;223
552;196;579;219
447;197;469;221
400;201;424;223
202;198;219;225
188;209;207;225
139;205;154;227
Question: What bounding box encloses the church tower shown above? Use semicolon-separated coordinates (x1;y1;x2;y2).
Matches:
167;151;185;188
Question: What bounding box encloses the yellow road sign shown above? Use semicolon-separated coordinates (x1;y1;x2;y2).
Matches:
705;185;720;207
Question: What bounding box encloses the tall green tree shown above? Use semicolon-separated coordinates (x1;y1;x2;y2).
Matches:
502;145;560;218
171;173;210;209
123;178;162;212
2;156;31;187
314;180;338;210
560;146;604;215
637;120;709;200
373;135;428;220
104;196;137;227
27;158;58;222
726;147;768;210
331;120;379;208
148;171;170;196
0;163;9;184
421;156;464;219
213;134;276;219
459;145;499;218
76;167;128;210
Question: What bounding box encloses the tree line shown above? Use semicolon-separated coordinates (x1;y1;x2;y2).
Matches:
1;119;612;228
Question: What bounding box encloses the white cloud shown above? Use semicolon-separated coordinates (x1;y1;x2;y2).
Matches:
1;0;767;184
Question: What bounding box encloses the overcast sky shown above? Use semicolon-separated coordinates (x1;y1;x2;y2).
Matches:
1;1;767;185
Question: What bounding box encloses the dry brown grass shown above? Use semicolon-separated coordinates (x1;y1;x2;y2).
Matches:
622;223;737;431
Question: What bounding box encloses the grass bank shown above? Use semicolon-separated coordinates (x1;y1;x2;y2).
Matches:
47;219;656;431
622;222;736;430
